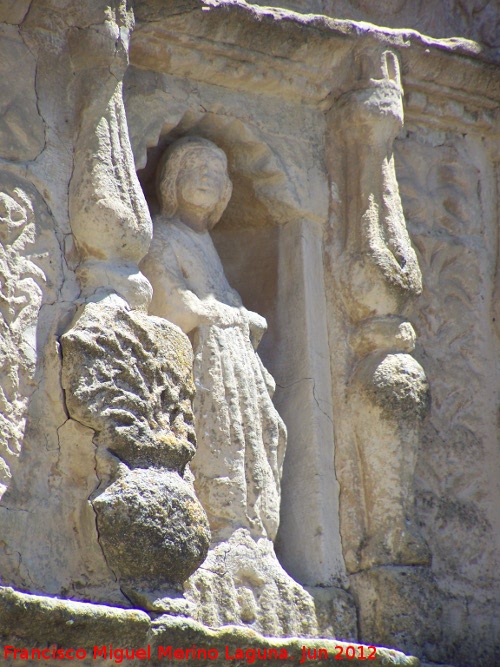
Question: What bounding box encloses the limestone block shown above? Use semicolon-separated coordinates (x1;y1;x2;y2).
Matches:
305;586;358;642
350;566;442;660
0;586;420;667
0;587;151;648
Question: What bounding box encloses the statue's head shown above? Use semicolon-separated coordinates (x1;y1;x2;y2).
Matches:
157;136;232;231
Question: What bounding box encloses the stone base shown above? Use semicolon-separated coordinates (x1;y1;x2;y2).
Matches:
305;586;358;642
185;529;319;638
0;586;419;666
350;567;441;659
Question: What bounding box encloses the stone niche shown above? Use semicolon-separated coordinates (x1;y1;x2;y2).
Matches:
0;1;499;667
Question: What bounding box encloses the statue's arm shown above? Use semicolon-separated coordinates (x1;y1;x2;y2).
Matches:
142;234;245;334
142;226;269;348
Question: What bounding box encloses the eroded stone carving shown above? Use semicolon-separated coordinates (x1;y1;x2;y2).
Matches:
60;4;210;613
0;185;45;499
140;136;318;636
61;299;210;612
331;49;431;570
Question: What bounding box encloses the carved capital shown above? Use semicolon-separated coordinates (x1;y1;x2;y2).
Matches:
336;50;404;149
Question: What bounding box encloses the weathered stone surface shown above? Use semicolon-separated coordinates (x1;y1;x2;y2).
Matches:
93;468;210;590
251;0;500;48
61;297;210;608
0;1;499;665
0;1;31;24
185;528;318;637
126;65;346;589
350;567;442;661
0;182;44;498
0;586;151;648
396;127;500;666
141;136;320;636
69;82;153;309
326;46;430;574
0;24;45;162
305;586;358;642
0;587;420;667
48;0;212;611
333;49;422;322
61;301;197;470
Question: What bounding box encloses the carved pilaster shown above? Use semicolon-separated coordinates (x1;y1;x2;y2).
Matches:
60;2;210;612
330;48;430;570
0;179;45;499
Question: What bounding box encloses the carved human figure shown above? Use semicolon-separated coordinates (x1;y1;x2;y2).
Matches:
141;137;286;544
331;49;430;570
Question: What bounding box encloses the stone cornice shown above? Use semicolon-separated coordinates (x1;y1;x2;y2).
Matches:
131;0;500;133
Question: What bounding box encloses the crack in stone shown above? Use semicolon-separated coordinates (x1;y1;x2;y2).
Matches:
277;376;333;426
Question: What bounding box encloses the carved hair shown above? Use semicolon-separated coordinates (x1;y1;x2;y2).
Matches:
157;136;233;228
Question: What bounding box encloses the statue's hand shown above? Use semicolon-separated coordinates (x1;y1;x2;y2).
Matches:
201;302;266;348
246;310;267;349
204;301;243;328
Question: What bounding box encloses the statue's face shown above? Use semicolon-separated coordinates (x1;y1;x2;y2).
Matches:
175;148;230;229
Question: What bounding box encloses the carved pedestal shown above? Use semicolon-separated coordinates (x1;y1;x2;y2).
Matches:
61;300;210;612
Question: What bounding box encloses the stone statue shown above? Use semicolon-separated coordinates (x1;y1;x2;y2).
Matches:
141;137;317;636
331;49;430;571
141;136;286;543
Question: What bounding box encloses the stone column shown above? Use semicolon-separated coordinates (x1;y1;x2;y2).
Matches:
60;0;210;613
328;48;431;571
274;218;356;638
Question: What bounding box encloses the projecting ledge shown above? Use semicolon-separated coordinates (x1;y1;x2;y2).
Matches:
0;586;419;666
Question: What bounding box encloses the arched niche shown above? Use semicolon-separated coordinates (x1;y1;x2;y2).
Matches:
132;108;306;376
125;88;345;587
